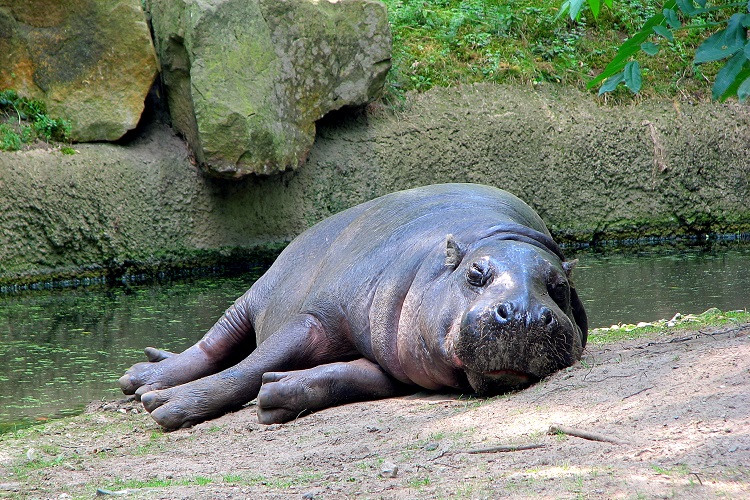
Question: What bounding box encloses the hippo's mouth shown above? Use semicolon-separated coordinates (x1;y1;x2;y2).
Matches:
484;369;535;383
464;368;540;396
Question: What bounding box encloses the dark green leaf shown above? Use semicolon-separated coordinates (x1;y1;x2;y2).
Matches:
718;64;750;101
624;61;642;93
742;13;750;29
588;1;677;89
598;72;625;95
725;12;749;44
695;0;706;6
695;30;728;63
675;0;696;15
738;75;750;102
641;42;660;56
652;25;674;41
694;15;747;64
712;51;747;100
745;40;750;59
663;8;681;28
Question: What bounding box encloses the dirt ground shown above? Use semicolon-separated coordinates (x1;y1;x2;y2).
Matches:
1;321;748;499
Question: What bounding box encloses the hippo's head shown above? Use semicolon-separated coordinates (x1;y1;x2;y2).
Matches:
443;226;588;396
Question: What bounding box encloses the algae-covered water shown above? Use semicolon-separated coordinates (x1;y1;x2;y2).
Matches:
0;273;259;432
1;243;748;430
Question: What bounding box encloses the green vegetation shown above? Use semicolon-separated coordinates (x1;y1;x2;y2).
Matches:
650;463;691;476
589;307;750;344
407;476;432;488
105;476;214;489
563;1;750;101
0;89;71;151
382;0;725;101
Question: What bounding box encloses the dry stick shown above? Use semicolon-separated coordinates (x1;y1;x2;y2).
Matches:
454;443;545;454
622;386;653;400
548;425;626;446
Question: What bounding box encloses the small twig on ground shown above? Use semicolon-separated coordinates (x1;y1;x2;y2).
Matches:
530;384;579;404
647;335;695;346
453;443;545;454
622;386;653;400
429;443;545;461
582;374;636;383
548;425;626;445
699;325;748;338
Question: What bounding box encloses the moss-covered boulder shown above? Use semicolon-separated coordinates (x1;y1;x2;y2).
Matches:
0;0;158;142
146;0;391;178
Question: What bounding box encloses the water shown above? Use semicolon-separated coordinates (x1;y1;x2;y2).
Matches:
1;244;748;429
0;275;258;431
572;242;750;328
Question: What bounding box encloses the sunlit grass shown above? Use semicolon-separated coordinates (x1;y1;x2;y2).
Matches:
589;308;750;344
381;0;726;102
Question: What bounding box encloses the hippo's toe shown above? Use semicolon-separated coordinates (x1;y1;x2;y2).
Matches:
139;389;164;412
139;389;192;430
118;373;135;394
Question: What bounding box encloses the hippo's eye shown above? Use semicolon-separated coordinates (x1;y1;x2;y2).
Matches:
549;281;570;305
466;262;492;287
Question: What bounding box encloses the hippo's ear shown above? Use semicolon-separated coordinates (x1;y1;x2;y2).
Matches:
562;259;578;279
444;234;465;268
570;287;588;348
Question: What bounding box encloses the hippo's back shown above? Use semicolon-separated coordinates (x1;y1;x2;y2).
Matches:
250;184;549;341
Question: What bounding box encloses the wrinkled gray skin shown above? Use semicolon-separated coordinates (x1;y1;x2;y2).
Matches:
120;183;588;429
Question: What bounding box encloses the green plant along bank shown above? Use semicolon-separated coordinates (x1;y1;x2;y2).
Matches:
0;90;71;152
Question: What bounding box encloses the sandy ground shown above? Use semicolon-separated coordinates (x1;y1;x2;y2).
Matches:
1;321;748;499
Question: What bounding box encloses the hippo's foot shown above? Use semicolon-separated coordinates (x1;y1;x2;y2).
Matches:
140;380;229;430
119;347;213;399
257;359;409;424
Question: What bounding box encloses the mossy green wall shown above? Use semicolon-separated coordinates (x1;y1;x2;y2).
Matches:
1;84;749;284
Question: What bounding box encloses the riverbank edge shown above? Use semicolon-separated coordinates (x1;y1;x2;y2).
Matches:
0;313;747;500
0;308;746;437
1;83;749;286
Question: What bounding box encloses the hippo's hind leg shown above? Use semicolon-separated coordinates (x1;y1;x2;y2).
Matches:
119;289;258;399
139;313;359;430
256;358;410;424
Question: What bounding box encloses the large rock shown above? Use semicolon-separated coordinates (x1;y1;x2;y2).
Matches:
0;0;158;142
147;0;391;178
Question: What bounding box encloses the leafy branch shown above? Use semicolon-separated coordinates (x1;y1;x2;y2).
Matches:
561;0;750;101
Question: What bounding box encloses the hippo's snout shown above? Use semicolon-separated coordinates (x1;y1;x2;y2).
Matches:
493;300;556;330
455;295;578;396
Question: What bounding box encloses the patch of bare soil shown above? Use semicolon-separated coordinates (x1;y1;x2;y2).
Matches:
1;323;748;499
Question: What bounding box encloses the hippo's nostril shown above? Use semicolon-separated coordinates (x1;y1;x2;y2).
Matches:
495;302;512;323
540;307;554;327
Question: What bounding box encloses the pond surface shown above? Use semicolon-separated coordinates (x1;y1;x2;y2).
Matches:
572;241;750;327
1;243;748;429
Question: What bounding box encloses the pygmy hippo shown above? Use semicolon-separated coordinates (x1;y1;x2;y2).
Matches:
120;183;588;429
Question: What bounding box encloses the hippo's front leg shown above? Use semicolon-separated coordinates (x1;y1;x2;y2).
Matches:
139;313;359;430
256;358;411;424
119;290;257;398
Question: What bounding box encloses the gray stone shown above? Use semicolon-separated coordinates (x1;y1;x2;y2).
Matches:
0;0;158;142
146;0;391;178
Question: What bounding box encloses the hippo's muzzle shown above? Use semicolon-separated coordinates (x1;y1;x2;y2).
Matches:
455;294;578;396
